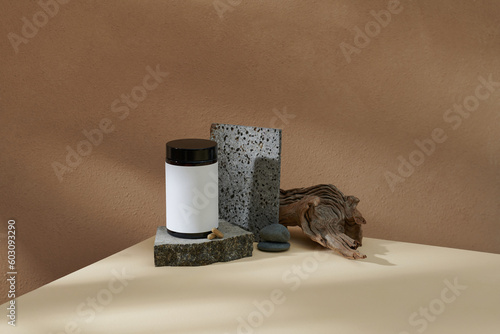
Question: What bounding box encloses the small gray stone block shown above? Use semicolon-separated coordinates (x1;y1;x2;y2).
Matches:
260;224;290;243
154;220;254;266
257;241;290;252
210;123;282;241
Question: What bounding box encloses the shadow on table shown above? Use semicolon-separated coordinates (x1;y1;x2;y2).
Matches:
360;240;395;266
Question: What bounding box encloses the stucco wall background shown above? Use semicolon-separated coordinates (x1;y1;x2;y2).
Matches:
1;0;499;303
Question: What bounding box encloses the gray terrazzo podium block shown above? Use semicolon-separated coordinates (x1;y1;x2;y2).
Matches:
154;220;254;266
210;123;282;241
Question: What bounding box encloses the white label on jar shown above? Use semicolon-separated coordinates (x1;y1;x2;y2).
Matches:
166;162;218;233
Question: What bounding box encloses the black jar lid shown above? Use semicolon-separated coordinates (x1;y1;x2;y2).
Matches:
166;139;217;165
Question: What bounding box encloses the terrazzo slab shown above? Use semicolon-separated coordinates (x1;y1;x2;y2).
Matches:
154;219;254;266
210;123;282;241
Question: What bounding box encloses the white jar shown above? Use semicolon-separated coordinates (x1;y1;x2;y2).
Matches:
166;139;218;239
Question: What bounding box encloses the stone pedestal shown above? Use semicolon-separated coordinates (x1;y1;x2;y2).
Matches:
154;220;254;266
210;123;282;240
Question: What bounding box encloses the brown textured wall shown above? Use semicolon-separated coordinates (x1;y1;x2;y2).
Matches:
1;0;499;303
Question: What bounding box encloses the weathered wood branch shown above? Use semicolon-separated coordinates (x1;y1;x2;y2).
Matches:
279;184;366;259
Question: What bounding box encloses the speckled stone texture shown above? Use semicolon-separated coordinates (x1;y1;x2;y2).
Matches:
154;220;254;266
210;123;282;241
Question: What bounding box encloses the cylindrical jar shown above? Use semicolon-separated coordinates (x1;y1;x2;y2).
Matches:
166;139;218;239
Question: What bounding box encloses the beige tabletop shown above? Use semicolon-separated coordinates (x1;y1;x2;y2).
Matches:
2;227;500;334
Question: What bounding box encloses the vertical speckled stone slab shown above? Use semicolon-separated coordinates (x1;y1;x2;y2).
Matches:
210;124;282;240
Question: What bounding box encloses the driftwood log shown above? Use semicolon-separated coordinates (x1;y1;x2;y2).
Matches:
279;184;366;259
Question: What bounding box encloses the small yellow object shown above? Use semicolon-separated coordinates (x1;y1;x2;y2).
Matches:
207;233;216;240
212;228;224;238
